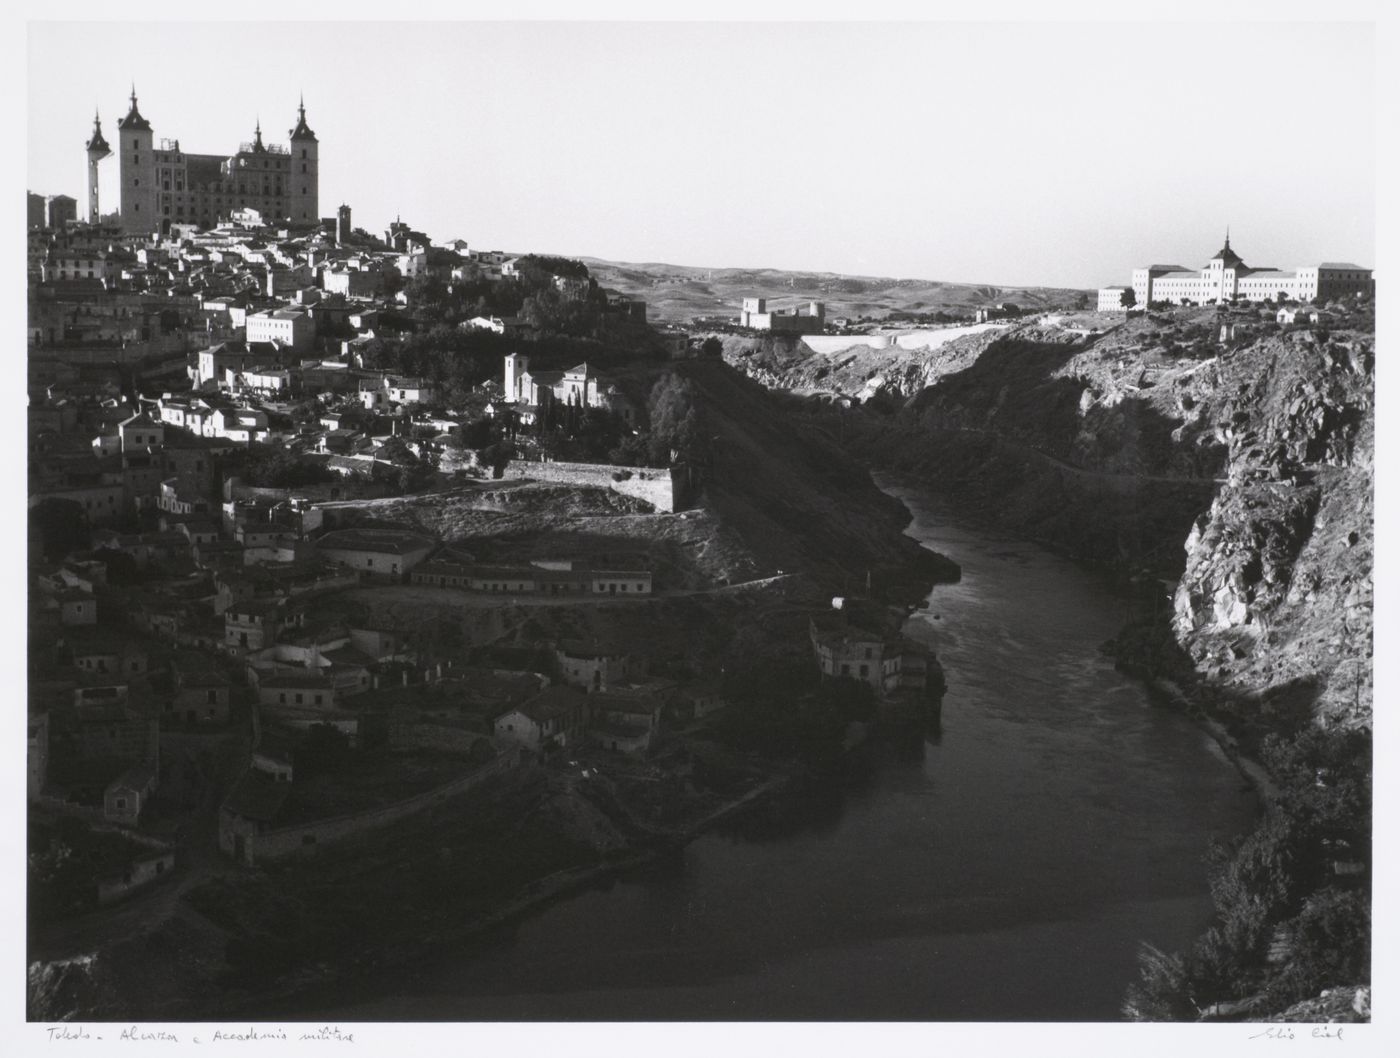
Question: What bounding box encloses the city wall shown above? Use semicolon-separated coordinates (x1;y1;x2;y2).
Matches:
503;459;680;513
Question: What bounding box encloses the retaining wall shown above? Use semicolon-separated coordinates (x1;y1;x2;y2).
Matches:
503;459;679;512
234;746;521;863
224;478;392;505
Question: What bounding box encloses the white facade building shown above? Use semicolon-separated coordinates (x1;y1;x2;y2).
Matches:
1125;235;1373;308
245;308;312;350
1097;287;1133;312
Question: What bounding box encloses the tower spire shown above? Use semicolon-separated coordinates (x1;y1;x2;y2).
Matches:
87;106;111;155
1225;225;1230;251
289;94;317;143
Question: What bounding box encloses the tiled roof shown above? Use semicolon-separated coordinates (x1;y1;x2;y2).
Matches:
316;528;435;555
514;685;585;723
222;771;290;823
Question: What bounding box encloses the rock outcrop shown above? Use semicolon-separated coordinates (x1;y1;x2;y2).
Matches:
723;306;1374;730
1170;329;1372;728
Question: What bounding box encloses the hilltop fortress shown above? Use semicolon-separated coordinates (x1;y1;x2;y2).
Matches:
85;88;319;235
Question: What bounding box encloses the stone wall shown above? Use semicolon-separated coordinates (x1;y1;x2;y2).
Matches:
235;746;521;863
503;459;680;512
224;478;391;505
97;849;177;905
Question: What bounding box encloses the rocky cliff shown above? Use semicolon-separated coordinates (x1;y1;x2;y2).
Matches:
722;305;1375;1019
1170;332;1372;729
722;305;1374;729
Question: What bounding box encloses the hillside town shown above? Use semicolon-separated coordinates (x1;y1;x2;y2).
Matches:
27;43;1376;1030
26;90;939;942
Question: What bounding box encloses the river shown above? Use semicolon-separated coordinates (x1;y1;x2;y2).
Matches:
298;480;1257;1021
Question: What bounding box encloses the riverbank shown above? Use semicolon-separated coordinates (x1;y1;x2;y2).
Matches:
1144;677;1279;801
218;767;801;1021
206;480;1258;1024
877;472;1367;1024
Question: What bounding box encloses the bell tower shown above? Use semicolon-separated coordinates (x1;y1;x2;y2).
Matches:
288;94;320;226
84;109;111;224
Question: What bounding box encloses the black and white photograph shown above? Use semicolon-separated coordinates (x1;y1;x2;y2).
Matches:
12;2;1393;1052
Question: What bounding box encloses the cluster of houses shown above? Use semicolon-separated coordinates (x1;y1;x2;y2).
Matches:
28;205;648;370
29;465;706;876
808;597;937;712
29;199;669;533
25;201;725;895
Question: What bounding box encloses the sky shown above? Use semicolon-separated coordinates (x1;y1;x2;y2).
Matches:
24;16;1376;290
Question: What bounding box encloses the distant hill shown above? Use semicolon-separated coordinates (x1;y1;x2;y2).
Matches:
577;257;1092;325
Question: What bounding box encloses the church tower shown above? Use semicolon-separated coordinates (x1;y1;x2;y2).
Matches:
116;85;157;235
288;95;319;226
505;353;529;401
84;109;111;224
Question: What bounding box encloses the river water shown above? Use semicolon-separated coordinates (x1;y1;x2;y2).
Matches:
301;481;1257;1021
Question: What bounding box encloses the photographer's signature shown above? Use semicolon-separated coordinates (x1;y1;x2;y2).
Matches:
1248;1026;1345;1041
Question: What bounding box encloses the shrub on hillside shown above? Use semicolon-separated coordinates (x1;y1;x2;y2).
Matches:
1122;943;1197;1021
1265;889;1370;1007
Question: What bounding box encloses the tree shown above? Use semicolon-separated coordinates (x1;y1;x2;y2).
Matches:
407;271;451;306
648;372;701;461
396;462;436;493
1120;288;1138;310
520;284;600;337
477;440;515;478
239;449;338;489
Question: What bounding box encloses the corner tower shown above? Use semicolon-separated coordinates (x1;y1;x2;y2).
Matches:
116;85;157;235
84;109;111;224
288;95;319;226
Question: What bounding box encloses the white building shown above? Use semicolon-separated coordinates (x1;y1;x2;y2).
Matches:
1097;286;1133;312
501;354;634;421
1127;235;1373;308
738;297;826;334
246;308;312;351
